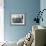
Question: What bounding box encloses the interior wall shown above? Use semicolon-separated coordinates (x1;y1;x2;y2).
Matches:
4;0;40;42
0;0;4;42
40;0;46;27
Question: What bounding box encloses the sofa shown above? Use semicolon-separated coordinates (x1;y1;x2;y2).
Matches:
1;25;46;46
17;25;46;46
32;25;46;46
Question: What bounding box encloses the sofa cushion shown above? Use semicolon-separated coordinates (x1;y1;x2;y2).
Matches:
17;37;25;46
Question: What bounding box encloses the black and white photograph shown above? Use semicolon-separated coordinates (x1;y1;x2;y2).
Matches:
11;14;25;25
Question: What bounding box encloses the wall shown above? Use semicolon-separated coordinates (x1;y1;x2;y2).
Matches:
0;0;4;42
40;0;46;27
4;0;40;42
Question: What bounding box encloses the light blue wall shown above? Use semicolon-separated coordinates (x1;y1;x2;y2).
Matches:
40;0;46;27
4;0;40;42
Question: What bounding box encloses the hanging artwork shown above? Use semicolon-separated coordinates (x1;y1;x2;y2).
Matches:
11;14;25;25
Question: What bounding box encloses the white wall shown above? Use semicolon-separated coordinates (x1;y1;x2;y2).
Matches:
0;0;4;42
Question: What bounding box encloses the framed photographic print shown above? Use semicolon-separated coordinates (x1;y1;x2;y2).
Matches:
11;14;25;25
